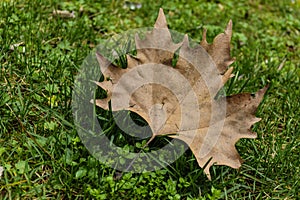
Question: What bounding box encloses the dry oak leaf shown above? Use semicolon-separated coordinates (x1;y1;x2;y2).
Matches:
93;8;268;179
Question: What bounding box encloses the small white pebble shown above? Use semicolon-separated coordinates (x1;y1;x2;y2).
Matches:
52;10;75;18
0;166;3;178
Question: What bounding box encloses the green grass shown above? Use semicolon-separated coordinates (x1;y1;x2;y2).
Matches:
0;0;299;199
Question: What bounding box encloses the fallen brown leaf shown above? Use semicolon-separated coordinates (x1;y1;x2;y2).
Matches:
93;8;268;179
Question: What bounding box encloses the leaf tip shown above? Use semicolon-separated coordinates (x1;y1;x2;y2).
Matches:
154;8;168;29
200;28;208;46
225;19;233;37
261;85;270;94
222;66;234;84
95;52;111;70
182;34;189;46
255;85;269;103
91;99;110;110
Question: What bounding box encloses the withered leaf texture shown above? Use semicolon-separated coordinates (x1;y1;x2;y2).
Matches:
93;8;267;179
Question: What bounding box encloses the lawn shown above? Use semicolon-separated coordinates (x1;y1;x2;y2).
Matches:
0;0;299;199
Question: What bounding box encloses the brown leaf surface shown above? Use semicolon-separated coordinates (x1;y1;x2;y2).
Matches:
93;8;268;179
